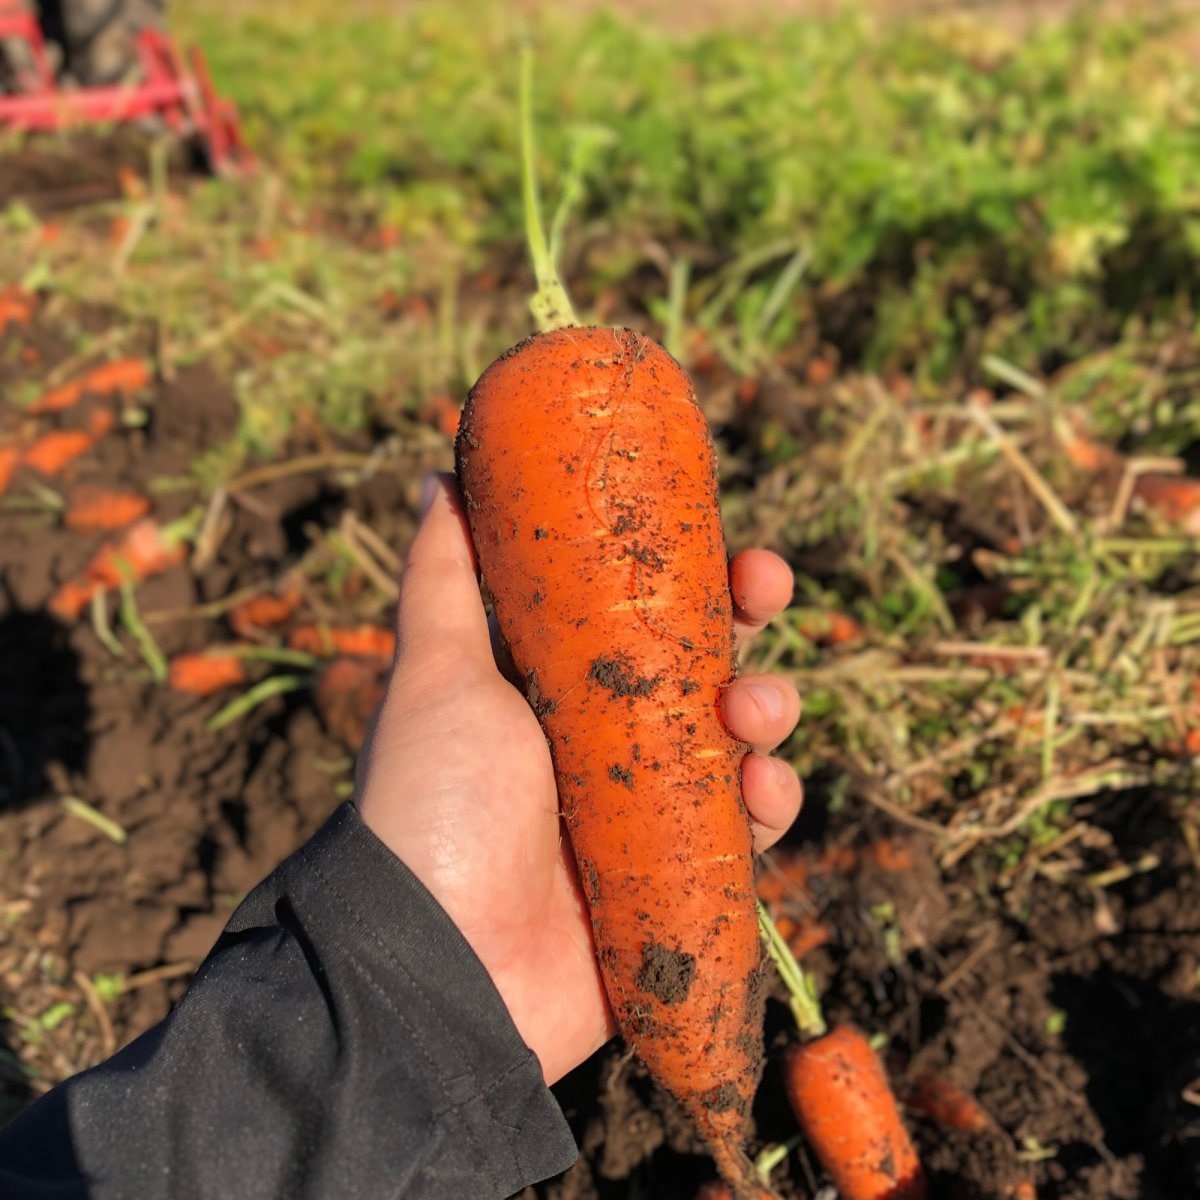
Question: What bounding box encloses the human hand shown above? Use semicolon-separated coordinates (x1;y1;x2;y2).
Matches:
355;474;802;1085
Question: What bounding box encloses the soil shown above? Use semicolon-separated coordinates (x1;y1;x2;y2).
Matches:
2;132;1199;1200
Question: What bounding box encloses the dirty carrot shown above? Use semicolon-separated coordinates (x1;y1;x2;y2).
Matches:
904;1072;992;1134
168;650;250;697
1132;473;1200;535
48;515;192;620
760;907;925;1200
287;624;395;661
63;485;151;533
450;47;765;1200
228;585;302;637
784;1030;926;1200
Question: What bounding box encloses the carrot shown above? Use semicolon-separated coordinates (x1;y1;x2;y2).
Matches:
0;445;19;496
784;1029;926;1200
0;286;34;333
313;657;389;749
449;61;768;1195
63;485;151;533
48;517;188;620
21;430;96;476
229;585;302;637
168;650;249;697
27;381;83;415
1133;473;1200;534
81;358;151;396
287;624;395;661
860;838;916;874
904;1072;992;1134
794;608;863;646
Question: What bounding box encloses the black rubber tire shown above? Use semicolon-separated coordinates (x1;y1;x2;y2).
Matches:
37;0;166;86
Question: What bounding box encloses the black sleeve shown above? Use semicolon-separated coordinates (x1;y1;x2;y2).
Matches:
0;803;578;1200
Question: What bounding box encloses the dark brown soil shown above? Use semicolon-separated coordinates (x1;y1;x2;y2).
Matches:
2;139;1198;1200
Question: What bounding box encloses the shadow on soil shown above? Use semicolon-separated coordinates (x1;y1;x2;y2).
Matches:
0;604;91;813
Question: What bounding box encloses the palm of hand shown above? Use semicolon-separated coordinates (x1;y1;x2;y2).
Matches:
360;653;611;1083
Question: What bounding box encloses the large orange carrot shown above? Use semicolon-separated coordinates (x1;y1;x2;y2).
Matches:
784;1028;926;1200
63;485;151;533
168;650;249;697
458;326;762;1192
49;517;189;619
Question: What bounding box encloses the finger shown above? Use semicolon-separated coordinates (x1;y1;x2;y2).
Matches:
395;472;493;665
743;753;804;852
730;548;794;646
720;674;801;753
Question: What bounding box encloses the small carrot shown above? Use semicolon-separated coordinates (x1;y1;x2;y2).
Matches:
49;517;189;620
784;1029;926;1200
22;430;95;476
27;380;83;415
794;608;863;646
288;624;395;661
0;445;19;496
82;358;151;396
1133;473;1200;534
313;657;389;749
63;485;151;533
168;650;249;697
784;919;832;960
860;838;916;874
228;585;302;637
904;1072;992;1134
0;286;34;333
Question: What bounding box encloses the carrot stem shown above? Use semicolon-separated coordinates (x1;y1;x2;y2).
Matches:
119;580;168;682
519;42;578;332
757;901;826;1040
208;674;310;732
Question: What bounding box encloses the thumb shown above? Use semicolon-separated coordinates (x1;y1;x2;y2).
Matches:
395;473;492;665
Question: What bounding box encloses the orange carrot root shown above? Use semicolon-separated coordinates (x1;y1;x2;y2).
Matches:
458;327;763;1193
0;445;19;496
49;518;187;620
287;624;396;661
905;1072;992;1134
229;586;303;637
22;430;95;477
82;358;152;396
168;651;250;697
784;1027;926;1200
27;381;83;415
63;485;152;533
795;608;863;646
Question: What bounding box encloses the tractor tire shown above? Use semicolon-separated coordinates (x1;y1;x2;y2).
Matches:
37;0;166;86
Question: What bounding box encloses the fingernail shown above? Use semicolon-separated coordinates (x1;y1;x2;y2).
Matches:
746;680;785;722
419;474;439;516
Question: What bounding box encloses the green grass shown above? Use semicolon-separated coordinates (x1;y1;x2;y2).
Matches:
175;0;1200;385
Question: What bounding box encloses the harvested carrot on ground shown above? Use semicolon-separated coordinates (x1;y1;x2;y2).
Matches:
63;485;151;533
27;380;83;414
168;650;249;697
794;608;863;646
287;624;395;661
0;445;19;495
450;51;766;1198
81;358;151;396
49;515;192;620
229;585;303;637
21;429;95;476
0;286;34;333
904;1072;993;1134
